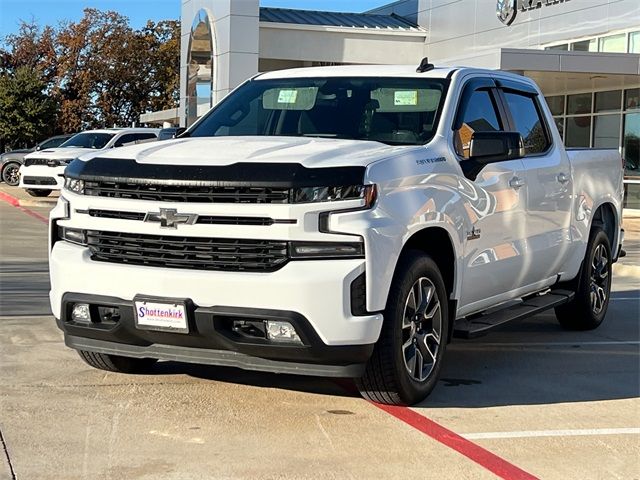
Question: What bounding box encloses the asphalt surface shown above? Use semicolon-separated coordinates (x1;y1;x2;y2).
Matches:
0;186;638;480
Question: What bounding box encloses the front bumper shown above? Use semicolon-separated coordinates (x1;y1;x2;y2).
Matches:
19;165;65;189
50;241;383;375
58;293;373;377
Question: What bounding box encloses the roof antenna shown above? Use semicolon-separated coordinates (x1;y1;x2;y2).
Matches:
416;57;434;73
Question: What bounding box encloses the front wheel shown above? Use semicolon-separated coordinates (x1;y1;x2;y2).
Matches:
356;251;448;405
555;228;612;330
1;162;21;186
25;189;52;197
77;350;157;373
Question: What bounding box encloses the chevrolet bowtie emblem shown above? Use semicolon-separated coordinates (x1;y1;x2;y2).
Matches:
144;208;197;229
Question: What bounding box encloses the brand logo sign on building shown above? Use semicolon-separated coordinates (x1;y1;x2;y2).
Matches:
497;0;570;26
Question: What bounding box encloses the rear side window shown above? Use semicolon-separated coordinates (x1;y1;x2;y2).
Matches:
503;92;550;155
135;133;158;142
454;89;503;159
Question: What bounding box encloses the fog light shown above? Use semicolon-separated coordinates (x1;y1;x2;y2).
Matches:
265;321;302;344
71;303;91;322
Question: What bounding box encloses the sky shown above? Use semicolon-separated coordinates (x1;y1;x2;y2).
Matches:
0;0;390;37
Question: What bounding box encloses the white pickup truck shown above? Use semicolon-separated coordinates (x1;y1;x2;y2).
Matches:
49;63;625;405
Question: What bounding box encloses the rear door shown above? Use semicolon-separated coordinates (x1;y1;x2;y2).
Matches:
454;78;530;315
497;80;573;286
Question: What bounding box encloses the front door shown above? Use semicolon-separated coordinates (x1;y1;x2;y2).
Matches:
453;79;531;316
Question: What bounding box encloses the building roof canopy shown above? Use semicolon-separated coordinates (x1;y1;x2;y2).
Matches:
259;6;421;30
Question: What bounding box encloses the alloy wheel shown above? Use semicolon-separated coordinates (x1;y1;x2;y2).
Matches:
590;243;609;315
402;277;442;382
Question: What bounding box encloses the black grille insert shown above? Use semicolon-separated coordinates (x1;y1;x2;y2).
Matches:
84;181;290;204
87;230;289;272
23;176;57;185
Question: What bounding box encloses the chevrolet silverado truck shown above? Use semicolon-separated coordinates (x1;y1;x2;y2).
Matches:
49;62;625;405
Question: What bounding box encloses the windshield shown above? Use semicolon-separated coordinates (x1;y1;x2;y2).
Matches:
60;132;115;149
189;77;447;145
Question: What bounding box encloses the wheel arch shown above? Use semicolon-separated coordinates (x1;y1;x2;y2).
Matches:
590;201;618;251
392;225;460;341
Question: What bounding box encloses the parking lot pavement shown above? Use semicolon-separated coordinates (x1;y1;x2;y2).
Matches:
0;189;638;480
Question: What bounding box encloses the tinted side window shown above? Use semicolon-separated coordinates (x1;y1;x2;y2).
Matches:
40;137;66;149
135;133;158;142
454;89;503;158
503;92;550;154
114;134;137;147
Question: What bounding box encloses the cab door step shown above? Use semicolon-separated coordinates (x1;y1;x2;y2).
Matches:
453;289;575;339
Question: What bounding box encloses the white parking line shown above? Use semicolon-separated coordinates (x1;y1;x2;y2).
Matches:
463;428;640;440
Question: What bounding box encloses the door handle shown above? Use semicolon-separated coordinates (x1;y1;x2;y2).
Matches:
557;172;570;184
509;176;525;189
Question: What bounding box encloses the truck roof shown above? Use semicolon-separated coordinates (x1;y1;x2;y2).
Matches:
256;65;459;80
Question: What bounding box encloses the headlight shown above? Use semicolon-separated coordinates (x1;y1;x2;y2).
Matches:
58;227;87;246
289;241;364;259
58;158;75;166
64;177;85;194
291;184;377;206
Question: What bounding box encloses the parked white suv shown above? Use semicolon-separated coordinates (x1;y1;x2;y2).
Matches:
49;63;624;405
19;128;159;196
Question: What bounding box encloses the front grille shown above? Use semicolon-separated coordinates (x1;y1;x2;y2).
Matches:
24;158;51;167
23;176;57;185
24;158;67;167
84;181;290;204
86;230;289;272
87;209;276;225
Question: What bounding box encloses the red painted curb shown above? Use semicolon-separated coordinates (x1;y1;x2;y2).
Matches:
372;403;539;480
0;190;49;224
0;190;19;207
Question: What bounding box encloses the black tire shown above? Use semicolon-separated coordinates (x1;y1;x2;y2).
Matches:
77;350;157;373
356;251;449;405
1;162;21;186
555;227;612;330
25;188;52;197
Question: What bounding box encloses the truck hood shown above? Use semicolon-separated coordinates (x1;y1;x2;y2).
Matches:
80;136;414;168
26;147;94;160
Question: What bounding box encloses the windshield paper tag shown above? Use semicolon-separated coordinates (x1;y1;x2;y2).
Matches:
394;90;418;106
278;89;298;104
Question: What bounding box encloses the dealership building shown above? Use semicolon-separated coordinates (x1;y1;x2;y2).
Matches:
141;0;639;206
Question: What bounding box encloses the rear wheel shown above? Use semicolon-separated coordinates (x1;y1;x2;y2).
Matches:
77;350;157;373
555;228;612;330
1;162;20;186
25;189;52;197
356;251;448;405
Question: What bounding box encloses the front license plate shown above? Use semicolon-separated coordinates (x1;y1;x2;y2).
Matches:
134;298;189;333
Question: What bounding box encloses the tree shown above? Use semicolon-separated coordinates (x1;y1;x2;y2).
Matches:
0;66;57;150
0;10;180;147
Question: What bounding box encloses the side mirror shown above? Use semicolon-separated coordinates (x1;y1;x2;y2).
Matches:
469;131;525;164
35;145;41;151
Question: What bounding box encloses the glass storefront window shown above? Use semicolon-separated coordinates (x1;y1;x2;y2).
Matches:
554;117;564;140
595;90;622;113
593;114;621;148
629;31;640;54
624;113;640;175
624;113;640;209
571;39;597;52
599;33;626;53
566;116;591;147
545;96;565;116
625;89;640;111
567;93;592;115
186;9;214;127
546;44;568;51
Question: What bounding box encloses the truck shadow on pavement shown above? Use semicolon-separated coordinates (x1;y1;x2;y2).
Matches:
145;288;639;409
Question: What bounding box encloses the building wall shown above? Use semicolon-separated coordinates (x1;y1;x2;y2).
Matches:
180;0;260;126
420;0;640;67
